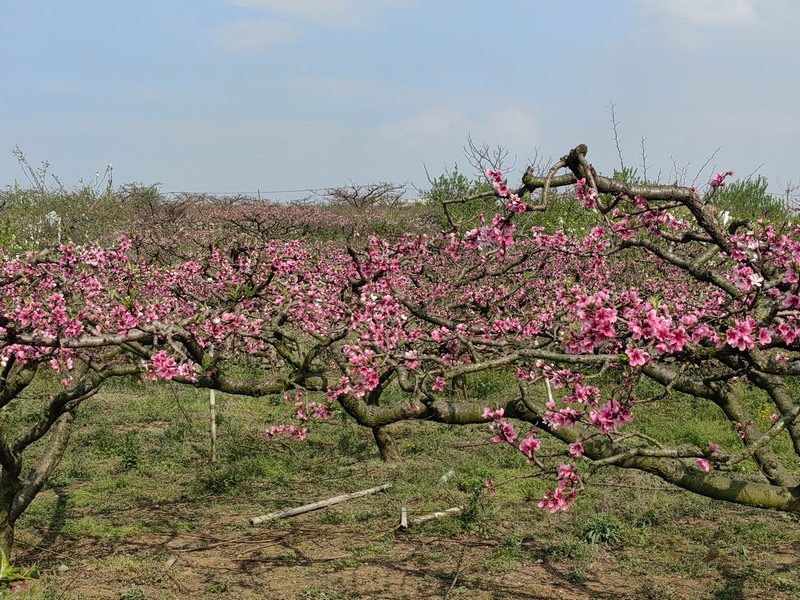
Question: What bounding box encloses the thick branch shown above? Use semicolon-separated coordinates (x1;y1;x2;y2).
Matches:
11;411;75;520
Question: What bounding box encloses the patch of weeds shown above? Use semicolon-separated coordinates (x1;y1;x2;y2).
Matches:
455;467;499;536
581;513;624;546
207;580;229;594
331;557;363;569
736;520;786;544
69;477;135;511
97;555;152;578
455;466;495;495
520;480;546;502
242;454;295;488
468;370;512;399
335;427;373;461
626;521;655;547
46;452;98;487
156;519;195;536
418;514;463;536
61;516;141;541
723;543;750;557
632;505;671;528
776;577;800;594
300;586;342;600
566;566;588;584
36;579;63;599
0;550;37;590
193;463;249;495
663;549;714;578
546;539;598;561
352;510;376;523
163;421;189;444
316;508;346;525
635;581;679;600
460;490;499;536
712;577;745;600
119;587;146;600
274;550;298;563
116;431;141;471
484;531;525;569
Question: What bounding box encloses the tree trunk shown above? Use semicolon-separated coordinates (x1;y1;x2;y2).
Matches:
372;426;401;462
451;374;467;401
0;472;19;558
0;511;14;560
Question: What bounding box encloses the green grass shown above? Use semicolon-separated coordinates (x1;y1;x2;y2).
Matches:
3;378;799;599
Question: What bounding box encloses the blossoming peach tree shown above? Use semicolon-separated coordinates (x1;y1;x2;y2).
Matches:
322;144;800;515
2;143;800;558
0;238;342;556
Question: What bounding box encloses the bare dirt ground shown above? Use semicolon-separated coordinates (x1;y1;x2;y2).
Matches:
17;501;800;599
10;391;800;599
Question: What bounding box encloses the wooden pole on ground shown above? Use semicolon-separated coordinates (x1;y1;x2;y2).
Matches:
399;506;463;529
250;483;393;526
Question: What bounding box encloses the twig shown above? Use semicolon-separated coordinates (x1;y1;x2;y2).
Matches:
443;545;468;599
691;145;722;187
640;135;648;182
168;382;196;433
172;535;274;553
609;101;625;172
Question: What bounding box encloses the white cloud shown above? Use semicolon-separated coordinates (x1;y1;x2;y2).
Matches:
644;0;760;28
482;107;542;150
379;106;541;151
228;0;413;28
215;18;299;51
379;108;469;146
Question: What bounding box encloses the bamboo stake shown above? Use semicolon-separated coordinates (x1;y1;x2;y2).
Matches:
209;388;217;463
400;506;408;529
250;483;393;526
209;345;217;464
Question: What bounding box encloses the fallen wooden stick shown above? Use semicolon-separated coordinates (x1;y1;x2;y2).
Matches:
400;506;463;529
250;483;392;526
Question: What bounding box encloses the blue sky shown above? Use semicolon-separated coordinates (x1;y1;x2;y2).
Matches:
2;0;799;200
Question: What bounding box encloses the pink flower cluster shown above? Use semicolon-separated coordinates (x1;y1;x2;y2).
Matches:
709;170;734;189
576;178;598;209
538;463;582;512
518;435;541;460
147;350;196;382
506;194;527;214
486;168;509;197
463;214;517;259
484;407;518;444
258;424;308;441
484;408;545;463
589;399;633;434
725;316;757;351
293;399;333;422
